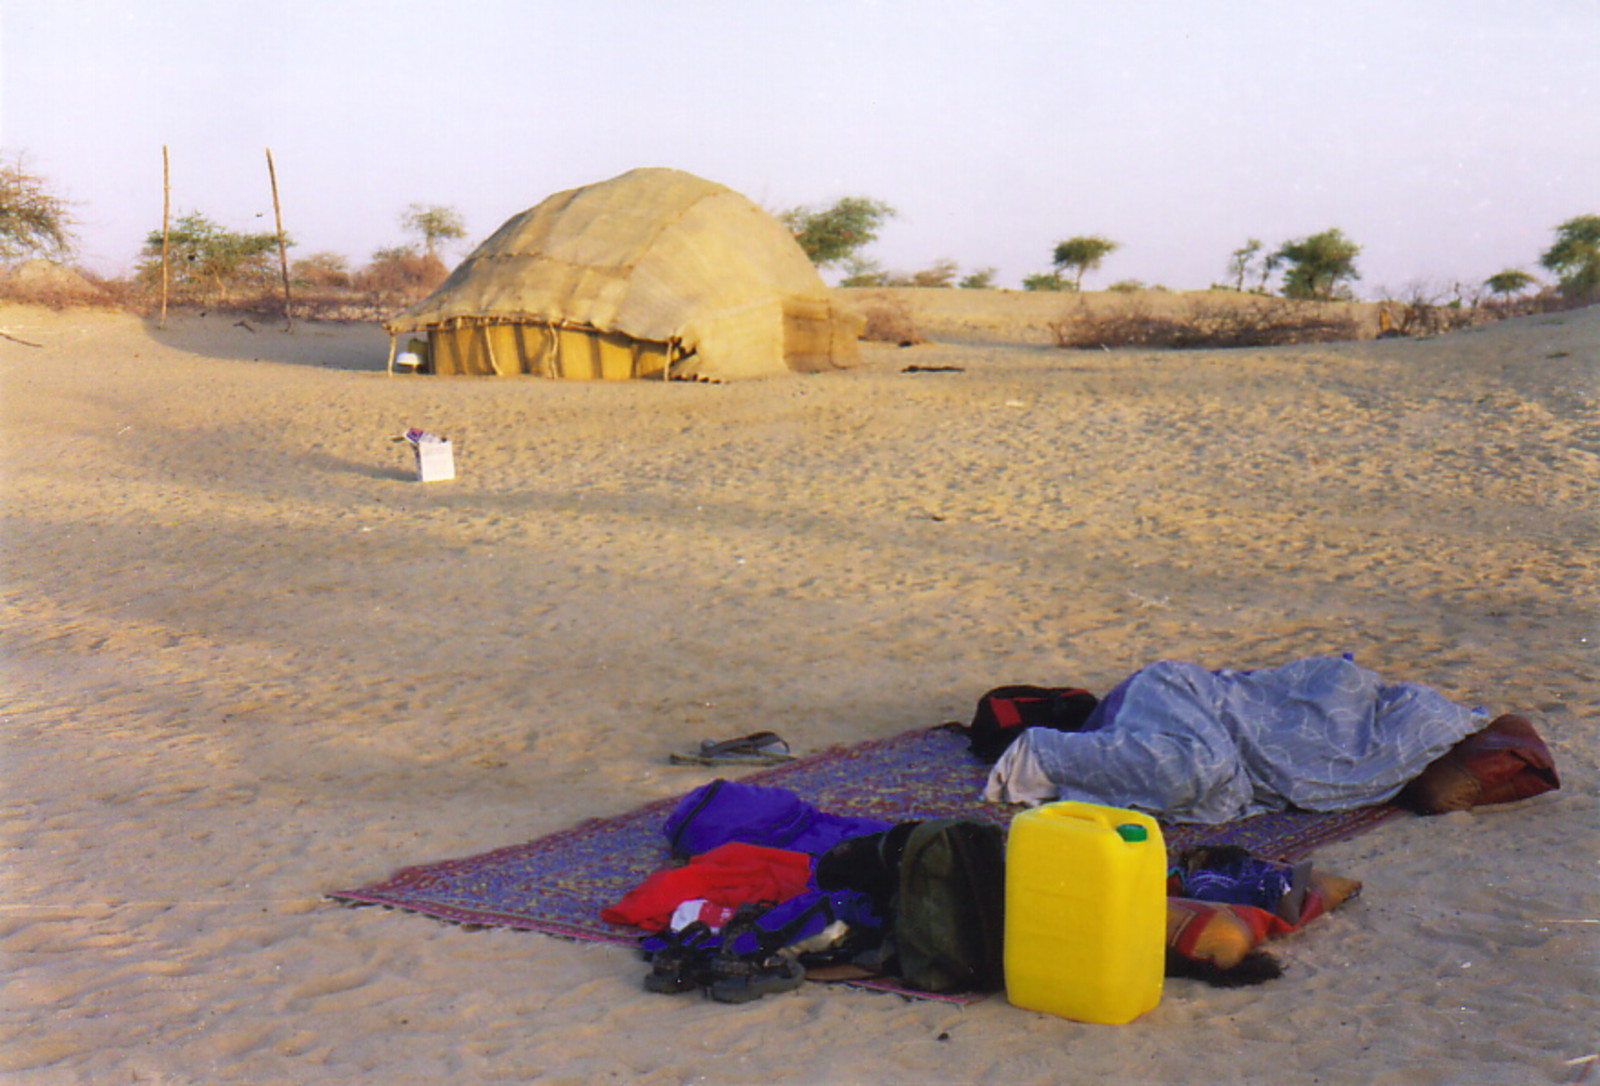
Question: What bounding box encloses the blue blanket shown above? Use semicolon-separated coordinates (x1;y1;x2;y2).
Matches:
993;656;1486;823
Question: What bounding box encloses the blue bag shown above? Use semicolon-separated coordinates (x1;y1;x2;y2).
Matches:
664;779;891;859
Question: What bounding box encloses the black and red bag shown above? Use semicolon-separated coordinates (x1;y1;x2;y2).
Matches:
962;685;1100;764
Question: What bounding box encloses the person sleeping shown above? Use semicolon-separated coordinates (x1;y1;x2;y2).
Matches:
983;655;1488;823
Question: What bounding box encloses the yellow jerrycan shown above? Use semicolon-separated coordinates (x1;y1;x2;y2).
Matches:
1004;800;1166;1023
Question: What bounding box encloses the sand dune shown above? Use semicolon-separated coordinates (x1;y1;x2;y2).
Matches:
1;299;1596;1084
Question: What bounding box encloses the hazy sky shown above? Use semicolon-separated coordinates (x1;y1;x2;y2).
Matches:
5;0;1597;295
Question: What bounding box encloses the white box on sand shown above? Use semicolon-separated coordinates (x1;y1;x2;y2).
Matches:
401;428;455;482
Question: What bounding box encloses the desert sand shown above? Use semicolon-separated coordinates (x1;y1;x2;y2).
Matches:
1;291;1596;1085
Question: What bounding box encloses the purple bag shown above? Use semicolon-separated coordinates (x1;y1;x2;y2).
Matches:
664;779;892;859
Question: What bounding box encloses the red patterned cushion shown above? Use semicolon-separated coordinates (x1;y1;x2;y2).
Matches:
1398;714;1560;815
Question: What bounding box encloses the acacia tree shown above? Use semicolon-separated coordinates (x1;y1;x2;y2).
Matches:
1484;268;1535;300
779;196;896;268
1051;235;1118;289
1227;238;1264;291
0;154;74;260
1540;214;1600;298
402;203;466;259
140;212;283;301
1273;228;1361;300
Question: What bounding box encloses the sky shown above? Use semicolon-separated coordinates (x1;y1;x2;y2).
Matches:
4;0;1597;296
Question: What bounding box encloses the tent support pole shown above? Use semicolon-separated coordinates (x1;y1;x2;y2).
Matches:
481;324;495;375
159;146;171;330
265;148;293;332
385;333;398;375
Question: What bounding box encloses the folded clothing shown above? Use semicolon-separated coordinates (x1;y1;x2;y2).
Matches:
601;841;813;930
664;779;893;859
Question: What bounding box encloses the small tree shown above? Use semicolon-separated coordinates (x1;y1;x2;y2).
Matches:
1051;235;1119;290
1484;268;1534;300
140;212;283;301
401;203;466;259
0;153;75;260
839;256;887;287
291;251;352;289
959;266;997;289
1273;228;1361;300
1022;271;1071;292
1227;238;1264;292
909;258;959;288
779;196;896;268
1540;214;1600;298
356;245;447;307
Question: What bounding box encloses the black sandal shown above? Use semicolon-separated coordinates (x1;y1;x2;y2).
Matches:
669;731;794;766
705;906;808;1004
708;942;806;1003
642;921;717;995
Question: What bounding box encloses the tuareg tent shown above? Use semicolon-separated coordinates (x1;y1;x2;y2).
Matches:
383;167;862;380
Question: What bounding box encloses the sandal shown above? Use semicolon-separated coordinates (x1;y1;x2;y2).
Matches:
642;921;718;995
669;731;795;766
700;903;806;1003
707;932;807;1004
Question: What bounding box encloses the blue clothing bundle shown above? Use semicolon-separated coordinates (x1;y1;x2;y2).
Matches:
650;779;892;954
665;778;892;858
1010;656;1487;823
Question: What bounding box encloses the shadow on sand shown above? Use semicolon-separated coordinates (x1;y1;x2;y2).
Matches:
140;311;396;372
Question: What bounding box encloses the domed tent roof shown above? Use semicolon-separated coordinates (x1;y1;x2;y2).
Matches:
384;167;861;380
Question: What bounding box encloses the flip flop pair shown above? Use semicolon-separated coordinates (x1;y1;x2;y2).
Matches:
669;731;795;766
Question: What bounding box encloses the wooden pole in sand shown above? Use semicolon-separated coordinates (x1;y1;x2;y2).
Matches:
159;146;171;329
265;148;293;331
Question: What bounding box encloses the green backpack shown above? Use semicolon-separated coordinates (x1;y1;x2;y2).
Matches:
893;818;1007;993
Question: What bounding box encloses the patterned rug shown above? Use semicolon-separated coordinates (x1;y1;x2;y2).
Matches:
329;726;1405;949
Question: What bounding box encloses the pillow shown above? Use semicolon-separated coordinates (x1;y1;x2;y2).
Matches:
1398;714;1560;815
1165;899;1284;986
1165;871;1364;986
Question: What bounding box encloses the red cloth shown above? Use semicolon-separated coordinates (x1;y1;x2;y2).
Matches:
600;841;813;930
1166;887;1334;964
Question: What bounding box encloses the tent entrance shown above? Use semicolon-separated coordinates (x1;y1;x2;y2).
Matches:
427;321;676;379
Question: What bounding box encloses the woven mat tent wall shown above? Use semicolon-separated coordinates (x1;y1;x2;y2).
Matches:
383;168;862;380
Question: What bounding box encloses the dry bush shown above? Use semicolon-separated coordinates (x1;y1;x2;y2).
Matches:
0;260;114;309
1049;295;1361;350
1469;288;1593;323
0;251;451;323
354;251;447;310
909;259;959;288
1376;282;1494;337
292;252;353;290
1369;277;1598;338
858;294;926;345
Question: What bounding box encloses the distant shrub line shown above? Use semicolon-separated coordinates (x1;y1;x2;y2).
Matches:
1044;290;1590;351
2;268;1590;349
1048;296;1360;350
0;262;443;321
